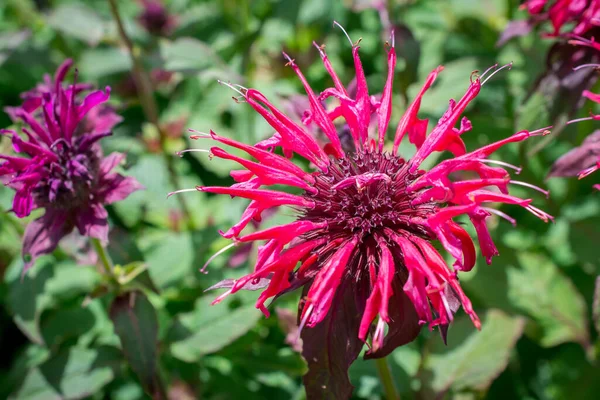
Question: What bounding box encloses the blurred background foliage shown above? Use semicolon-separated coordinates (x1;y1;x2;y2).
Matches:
0;0;599;399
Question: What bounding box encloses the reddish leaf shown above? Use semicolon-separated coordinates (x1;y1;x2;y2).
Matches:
300;278;366;400
109;291;165;399
497;20;533;46
548;130;600;178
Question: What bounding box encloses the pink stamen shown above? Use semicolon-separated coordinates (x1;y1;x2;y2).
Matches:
510;180;550;198
578;163;600;179
312;41;326;58
478;63;498;81
573;63;600;71
217;80;247;97
481;62;513;86
167;188;199;198
372;319;386;351
529;126;553;136
333;21;354;47
475;158;522;174
211;288;233;305
176;148;210;157
188;129;211;139
201;242;236;273
567;116;596;125
296;303;314;342
483;206;517;227
525;205;554;223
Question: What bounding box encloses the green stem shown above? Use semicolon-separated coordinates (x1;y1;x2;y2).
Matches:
375;357;400;400
91;238;113;276
107;0;195;230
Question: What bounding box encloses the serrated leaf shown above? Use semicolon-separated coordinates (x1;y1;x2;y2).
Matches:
423;309;525;393
47;4;105;46
507;253;590;348
109;291;163;397
168;297;261;362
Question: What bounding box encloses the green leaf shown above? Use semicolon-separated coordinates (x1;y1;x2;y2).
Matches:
4;257;101;345
423;309;525;394
168;296;261;362
40;305;97;351
112;154;172;228
11;346;121;400
0;29;30;66
507;253;590;348
4;257;55;344
142;231;193;290
79;47;132;80
160;37;239;80
46;4;105;46
593;276;600;336
110;291;163;397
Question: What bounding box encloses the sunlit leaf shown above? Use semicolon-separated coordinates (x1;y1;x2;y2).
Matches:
508;253;590;348
11;346;121;399
47;4;105;46
168;296;261;362
423;309;525;393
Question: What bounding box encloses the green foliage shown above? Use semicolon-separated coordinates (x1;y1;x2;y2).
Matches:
0;0;599;399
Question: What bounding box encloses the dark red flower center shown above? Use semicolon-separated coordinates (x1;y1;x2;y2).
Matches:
34;140;98;209
302;149;437;241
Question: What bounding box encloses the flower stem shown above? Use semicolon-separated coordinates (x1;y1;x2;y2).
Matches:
91;238;113;276
107;0;195;230
375;357;400;400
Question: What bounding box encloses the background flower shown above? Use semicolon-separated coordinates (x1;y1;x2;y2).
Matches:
0;59;142;271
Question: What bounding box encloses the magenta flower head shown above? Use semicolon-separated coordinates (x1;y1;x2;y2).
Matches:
520;0;600;37
0;59;143;271
175;27;552;395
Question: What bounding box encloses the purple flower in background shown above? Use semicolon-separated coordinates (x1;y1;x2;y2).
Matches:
137;0;177;37
0;59;143;271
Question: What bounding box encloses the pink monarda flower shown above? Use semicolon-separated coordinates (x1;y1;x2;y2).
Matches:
549;84;600;187
174;28;552;395
0;59;143;271
522;0;600;37
543;35;600;189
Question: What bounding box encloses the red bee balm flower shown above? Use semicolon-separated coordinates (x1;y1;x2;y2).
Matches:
522;0;600;37
175;29;552;396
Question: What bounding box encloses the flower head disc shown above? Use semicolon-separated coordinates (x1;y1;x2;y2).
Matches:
178;30;551;386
